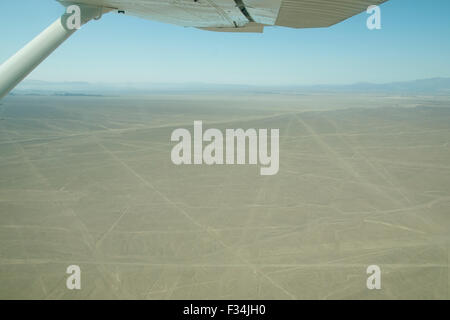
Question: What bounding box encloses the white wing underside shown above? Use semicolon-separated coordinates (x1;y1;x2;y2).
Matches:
59;0;282;29
58;0;388;32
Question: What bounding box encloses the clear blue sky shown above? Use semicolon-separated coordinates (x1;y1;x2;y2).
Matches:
1;0;449;85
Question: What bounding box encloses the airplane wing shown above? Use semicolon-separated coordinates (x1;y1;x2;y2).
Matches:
58;0;283;30
0;0;389;99
58;0;388;31
275;0;389;29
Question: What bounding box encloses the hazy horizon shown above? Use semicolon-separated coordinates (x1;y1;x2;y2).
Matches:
9;77;450;96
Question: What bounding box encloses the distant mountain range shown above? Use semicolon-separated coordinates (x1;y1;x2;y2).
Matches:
306;78;450;94
11;77;450;96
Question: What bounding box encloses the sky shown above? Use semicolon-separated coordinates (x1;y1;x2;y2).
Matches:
0;0;450;86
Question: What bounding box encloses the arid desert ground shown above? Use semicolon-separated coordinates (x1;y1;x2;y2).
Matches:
0;93;449;299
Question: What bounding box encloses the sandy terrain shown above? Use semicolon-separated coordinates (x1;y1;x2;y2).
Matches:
0;93;448;299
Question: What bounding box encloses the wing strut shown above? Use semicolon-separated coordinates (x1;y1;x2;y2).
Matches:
0;4;111;99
